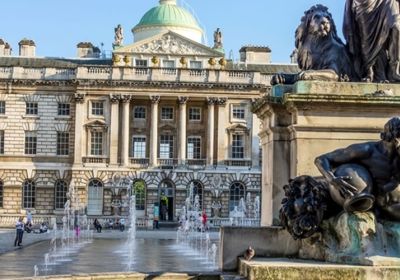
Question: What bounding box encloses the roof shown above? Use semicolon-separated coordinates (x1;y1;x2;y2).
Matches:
133;1;202;32
239;46;272;53
0;57;112;68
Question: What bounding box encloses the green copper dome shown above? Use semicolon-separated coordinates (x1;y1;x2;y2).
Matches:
133;0;202;32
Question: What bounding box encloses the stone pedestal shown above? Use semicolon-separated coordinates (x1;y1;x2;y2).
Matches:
253;81;400;226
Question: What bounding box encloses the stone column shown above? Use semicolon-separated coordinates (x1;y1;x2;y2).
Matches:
73;93;85;165
251;108;261;168
121;95;131;167
109;95;120;166
149;96;160;167
216;98;227;165
207;98;217;166
178;97;188;165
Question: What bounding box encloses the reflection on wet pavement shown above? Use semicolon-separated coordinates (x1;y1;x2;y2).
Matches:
0;238;219;279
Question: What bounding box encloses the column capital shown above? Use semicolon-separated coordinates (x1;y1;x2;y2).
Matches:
206;97;218;105
121;95;131;103
178;96;189;105
150;95;160;104
74;93;85;103
217;97;227;106
110;94;121;104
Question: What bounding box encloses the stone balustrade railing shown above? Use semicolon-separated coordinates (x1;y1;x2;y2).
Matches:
208;217;260;227
0;66;266;85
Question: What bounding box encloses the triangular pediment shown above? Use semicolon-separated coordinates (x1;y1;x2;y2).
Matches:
114;31;223;57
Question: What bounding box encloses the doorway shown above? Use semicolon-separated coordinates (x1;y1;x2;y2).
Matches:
159;180;175;221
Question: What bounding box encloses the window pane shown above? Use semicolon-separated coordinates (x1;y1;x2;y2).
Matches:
232;106;245;119
232;134;244;158
229;182;245;211
134;107;146;119
25;131;37;155
189;108;201;121
187;181;203;210
187;137;201;159
87;179;103;215
133;181;146;210
58;103;70;116
55;180;68;209
91;131;103;155
135;59;148;68
0;101;5;114
161;107;174;120
91;101;104;116
190;61;202;69
160;135;173;159
26;102;38;115
57;132;69;155
0;180;3;208
163;60;175;68
23;180;36;208
133;137;146;158
0;130;4;154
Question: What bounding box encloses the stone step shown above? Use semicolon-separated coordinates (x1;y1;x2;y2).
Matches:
238;258;400;280
220;273;247;280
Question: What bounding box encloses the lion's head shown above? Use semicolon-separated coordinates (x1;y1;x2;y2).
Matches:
279;176;330;240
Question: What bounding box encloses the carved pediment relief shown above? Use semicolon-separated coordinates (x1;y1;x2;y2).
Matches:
226;123;250;134
114;31;222;57
160;124;177;132
85;120;108;131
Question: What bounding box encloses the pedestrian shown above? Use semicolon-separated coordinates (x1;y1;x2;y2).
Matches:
153;203;160;229
14;217;24;247
93;218;102;233
26;210;33;228
202;210;208;231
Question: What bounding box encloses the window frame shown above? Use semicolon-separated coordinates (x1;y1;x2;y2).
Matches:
24;131;37;155
135;59;148;68
57;103;71;116
132;180;146;211
232;105;246;120
90;131;104;156
132;136;146;158
231;134;245;159
229;181;246;212
54;180;68;209
0;180;3;208
25;102;38;115
0;101;5;114
91;101;104;116
188;107;201;122
162;60;175;68
159;135;174;159
133;106;146;120
23;179;36;209
0;130;4;155
187;136;201;159
56;132;70;156
189;61;202;69
161;107;174;121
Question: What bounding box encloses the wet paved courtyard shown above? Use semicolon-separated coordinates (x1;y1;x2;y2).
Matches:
0;238;220;279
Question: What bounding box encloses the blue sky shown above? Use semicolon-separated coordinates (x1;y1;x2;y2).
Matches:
1;0;343;63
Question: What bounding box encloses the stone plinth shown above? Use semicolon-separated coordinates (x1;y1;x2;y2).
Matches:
238;258;400;280
253;81;400;226
220;226;300;271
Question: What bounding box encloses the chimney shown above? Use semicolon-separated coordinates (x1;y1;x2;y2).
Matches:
0;39;4;56
290;49;298;64
77;42;100;58
19;38;36;57
239;46;271;65
4;43;12;56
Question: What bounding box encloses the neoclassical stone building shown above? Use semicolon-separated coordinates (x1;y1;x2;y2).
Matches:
0;0;297;225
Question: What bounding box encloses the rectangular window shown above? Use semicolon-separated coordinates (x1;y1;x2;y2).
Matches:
132;137;146;158
90;131;103;156
190;61;202;69
25;131;37;155
0;181;3;208
161;107;174;120
189;107;201;121
0;131;3;154
26;102;38;115
134;106;146;119
232;105;245;120
232;134;244;159
160;135;174;159
58;103;70;116
135;59;148;68
0;101;5;114
91;101;104;116
187;137;201;159
57;132;69;156
163;60;175;68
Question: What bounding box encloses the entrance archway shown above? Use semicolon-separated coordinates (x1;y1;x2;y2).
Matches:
159;180;175;221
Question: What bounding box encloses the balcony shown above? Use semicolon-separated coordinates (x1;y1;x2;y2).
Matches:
158;158;178;169
82;156;109;164
224;159;252;167
130;158;149;168
185;159;207;169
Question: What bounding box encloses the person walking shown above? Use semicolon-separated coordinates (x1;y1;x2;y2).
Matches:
14;217;24;247
202;210;208;231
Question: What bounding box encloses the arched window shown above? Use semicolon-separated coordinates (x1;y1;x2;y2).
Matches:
229;182;246;211
132;180;146;211
0;180;3;208
23;180;36;209
87;179;103;215
55;180;68;209
187;181;203;210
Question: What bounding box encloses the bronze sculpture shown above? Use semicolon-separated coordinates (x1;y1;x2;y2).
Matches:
344;0;400;82
280;117;400;239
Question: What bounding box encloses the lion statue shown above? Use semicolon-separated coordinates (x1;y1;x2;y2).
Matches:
272;5;355;85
